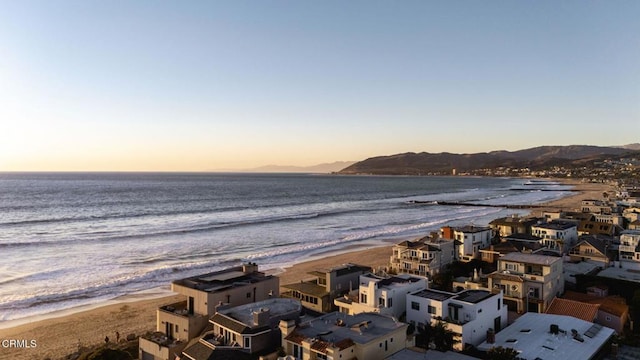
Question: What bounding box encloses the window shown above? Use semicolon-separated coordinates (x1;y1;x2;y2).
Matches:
411;301;420;311
246;292;251;298
316;353;327;360
498;299;501;310
428;305;436;314
379;297;385;307
388;298;393;308
606;316;612;321
361;294;368;303
244;337;250;348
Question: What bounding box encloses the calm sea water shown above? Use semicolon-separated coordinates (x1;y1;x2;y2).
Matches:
0;173;571;322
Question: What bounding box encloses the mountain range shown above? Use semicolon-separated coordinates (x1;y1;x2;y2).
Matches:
338;145;640;175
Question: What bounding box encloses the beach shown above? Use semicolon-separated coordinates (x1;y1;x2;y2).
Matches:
0;179;611;360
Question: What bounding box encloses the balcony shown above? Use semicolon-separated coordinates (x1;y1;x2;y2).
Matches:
160;301;191;318
619;245;637;253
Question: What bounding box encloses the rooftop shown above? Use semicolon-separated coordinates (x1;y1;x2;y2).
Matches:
412;289;457;301
387;348;480;360
286;312;406;347
499;252;562;266
172;264;273;293
477;313;615;360
598;263;640;283
545;298;600;322
504;233;543;242
563;291;629;317
454;290;494;304
215;298;301;331
455;225;490;233
307;263;371;278
181;341;254;360
533;222;577;231
489;216;539;226
365;273;427;289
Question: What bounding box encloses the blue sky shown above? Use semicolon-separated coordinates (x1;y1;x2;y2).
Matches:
1;1;638;171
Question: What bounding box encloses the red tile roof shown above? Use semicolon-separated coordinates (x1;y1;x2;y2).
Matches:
545;297;599;322
563;291;629;317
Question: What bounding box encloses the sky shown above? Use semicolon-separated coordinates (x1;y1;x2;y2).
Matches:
1;1;639;171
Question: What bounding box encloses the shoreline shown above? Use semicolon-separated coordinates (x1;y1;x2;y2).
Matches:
0;179;610;360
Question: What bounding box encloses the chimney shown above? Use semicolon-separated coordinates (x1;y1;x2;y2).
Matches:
550;324;559;334
243;263;258;274
279;319;296;337
253;308;270;327
486;328;495;344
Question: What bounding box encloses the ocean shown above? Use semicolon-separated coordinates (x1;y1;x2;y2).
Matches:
0;172;572;324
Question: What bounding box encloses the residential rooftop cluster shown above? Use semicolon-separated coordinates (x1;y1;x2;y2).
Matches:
139;189;640;360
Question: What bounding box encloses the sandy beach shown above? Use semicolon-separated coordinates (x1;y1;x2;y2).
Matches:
0;179;612;360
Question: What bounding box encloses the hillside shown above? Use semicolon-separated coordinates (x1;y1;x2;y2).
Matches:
339;145;638;175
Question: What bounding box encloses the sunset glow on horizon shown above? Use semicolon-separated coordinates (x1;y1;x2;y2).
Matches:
1;1;639;171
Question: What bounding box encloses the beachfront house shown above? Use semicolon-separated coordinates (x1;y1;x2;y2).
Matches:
452;225;492;262
334;273;427;318
531;221;578;254
279;312;408;360
281;263;370;313
487;253;563;313
180;298;302;359
489;215;539;238
389;232;455;277
139;263;279;360
406;288;508;351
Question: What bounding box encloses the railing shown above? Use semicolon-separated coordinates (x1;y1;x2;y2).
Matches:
160;301;190;317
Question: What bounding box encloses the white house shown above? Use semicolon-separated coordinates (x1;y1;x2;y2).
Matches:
406;289;508;350
619;230;640;262
334;273;427;318
531;221;578;254
477;313;615;360
453;226;492;262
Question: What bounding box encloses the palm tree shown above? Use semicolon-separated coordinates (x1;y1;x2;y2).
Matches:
430;320;458;351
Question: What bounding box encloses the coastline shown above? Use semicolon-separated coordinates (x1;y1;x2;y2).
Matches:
0;179;610;360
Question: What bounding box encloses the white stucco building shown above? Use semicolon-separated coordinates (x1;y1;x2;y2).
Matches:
334;273;427;318
406;289;507;350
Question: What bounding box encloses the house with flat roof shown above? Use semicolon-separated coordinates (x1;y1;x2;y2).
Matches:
281;263;371;313
479;239;542;264
279;312;408;360
531;221;578;254
489;215;539;238
452;226;492;262
389;233;455;277
334;273;427;318
476;313;615;360
180;298;302;360
487;253;563;313
139;263;279;360
406;289;507;351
